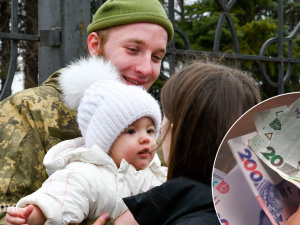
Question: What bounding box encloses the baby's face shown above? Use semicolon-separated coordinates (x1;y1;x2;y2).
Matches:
109;117;157;170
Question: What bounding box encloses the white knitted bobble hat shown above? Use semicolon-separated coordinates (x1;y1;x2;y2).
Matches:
59;56;161;153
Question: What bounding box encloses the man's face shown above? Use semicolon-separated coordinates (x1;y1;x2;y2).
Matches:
99;23;168;91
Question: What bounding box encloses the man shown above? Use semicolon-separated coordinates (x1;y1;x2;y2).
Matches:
0;0;173;222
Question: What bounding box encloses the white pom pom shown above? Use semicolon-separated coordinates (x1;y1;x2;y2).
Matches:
59;56;121;109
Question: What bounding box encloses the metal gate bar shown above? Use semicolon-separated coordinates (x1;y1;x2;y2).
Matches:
0;0;299;100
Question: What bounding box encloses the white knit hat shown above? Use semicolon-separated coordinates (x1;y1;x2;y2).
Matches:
59;56;161;153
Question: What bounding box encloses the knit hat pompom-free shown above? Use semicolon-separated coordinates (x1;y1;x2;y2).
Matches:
87;0;174;44
59;57;162;153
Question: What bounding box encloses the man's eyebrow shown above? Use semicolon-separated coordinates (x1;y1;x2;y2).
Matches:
127;38;166;54
128;38;146;45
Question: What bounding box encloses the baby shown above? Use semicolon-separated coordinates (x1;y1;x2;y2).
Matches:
5;57;166;225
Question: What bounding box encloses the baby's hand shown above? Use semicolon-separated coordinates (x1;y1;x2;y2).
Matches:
5;205;34;225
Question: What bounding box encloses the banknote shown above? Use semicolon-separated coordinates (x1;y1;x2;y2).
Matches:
213;165;265;225
228;132;299;225
212;168;226;189
253;106;287;133
249;98;300;181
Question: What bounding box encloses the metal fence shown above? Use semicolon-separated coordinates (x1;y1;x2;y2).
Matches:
0;0;300;101
0;0;90;100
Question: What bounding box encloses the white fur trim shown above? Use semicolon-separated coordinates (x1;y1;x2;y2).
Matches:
59;56;121;109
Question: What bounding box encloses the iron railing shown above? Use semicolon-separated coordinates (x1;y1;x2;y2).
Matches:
0;0;299;101
0;0;89;100
167;0;300;94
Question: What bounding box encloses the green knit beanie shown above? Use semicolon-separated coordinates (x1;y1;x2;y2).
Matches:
87;0;174;44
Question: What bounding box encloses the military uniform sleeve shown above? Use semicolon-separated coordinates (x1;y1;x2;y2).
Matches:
0;84;80;222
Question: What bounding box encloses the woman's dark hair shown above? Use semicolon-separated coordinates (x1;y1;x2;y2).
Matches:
161;61;261;185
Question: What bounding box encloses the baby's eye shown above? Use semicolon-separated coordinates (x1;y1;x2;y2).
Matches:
126;129;136;134
147;129;155;134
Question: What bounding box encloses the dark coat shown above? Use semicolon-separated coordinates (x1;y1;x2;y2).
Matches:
123;177;220;225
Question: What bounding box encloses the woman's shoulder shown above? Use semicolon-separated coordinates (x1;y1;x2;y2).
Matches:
123;177;219;225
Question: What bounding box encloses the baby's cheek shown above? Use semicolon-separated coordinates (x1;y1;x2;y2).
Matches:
124;145;136;159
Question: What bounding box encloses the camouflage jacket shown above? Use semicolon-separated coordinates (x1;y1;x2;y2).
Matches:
0;69;81;222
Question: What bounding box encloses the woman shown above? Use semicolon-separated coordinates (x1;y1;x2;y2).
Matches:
94;61;261;225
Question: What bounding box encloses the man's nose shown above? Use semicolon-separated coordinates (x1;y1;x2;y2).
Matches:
135;55;152;77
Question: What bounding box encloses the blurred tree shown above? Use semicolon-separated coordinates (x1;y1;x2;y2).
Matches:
0;0;38;92
169;0;300;99
21;0;38;89
0;1;11;92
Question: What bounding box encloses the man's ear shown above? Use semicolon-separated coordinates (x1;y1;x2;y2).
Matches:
87;32;100;56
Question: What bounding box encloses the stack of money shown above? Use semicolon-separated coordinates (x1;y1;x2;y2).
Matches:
213;98;300;225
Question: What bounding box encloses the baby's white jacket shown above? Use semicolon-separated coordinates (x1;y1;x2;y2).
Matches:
17;137;167;224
